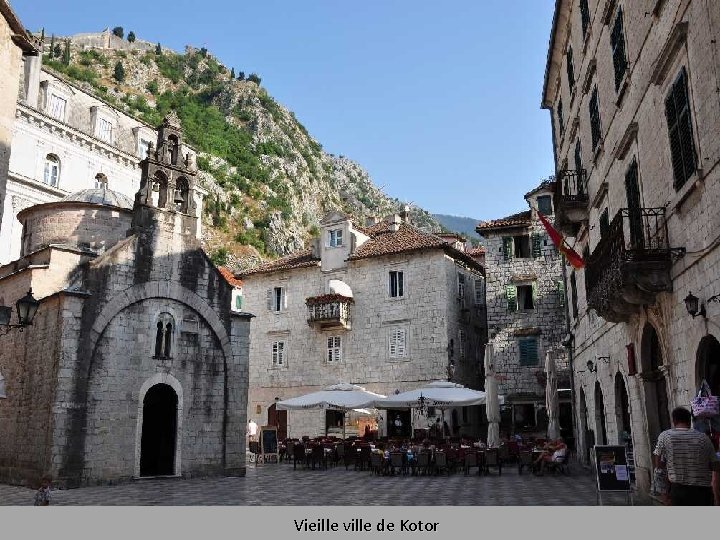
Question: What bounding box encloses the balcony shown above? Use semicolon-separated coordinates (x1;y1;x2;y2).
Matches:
554;169;589;236
306;294;353;330
586;208;673;323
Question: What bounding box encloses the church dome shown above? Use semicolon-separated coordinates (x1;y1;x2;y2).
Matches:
60;188;134;210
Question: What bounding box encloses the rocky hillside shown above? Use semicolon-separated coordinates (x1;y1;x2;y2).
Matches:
433;214;483;242
39;35;441;270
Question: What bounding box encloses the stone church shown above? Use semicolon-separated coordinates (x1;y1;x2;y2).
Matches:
0;114;252;487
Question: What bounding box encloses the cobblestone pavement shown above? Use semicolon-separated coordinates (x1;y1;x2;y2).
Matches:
0;461;626;506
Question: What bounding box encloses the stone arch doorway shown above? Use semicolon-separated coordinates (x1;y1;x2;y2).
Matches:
594;381;607;445
697;335;720;395
614;373;631;444
578;387;592;464
640;323;671;447
140;383;178;477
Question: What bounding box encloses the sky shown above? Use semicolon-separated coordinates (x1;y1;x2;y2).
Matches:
12;0;556;221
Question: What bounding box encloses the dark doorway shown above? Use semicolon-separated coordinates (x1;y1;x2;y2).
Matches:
389;409;411;438
641;323;671;447
594;382;607;445
140;384;178;477
559;401;575;450
615;373;632;444
578;387;591;464
697;335;720;395
267;404;288;440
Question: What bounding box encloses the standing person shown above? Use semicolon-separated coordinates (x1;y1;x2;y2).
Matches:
654;407;720;505
247;419;258;442
34;476;52;506
394;415;403;437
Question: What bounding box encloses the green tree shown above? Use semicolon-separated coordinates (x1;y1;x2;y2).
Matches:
230;67;235;79
48;34;55;58
247;73;261;85
155;42;162;55
112;26;124;39
127;31;136;43
237;71;245;81
113;61;125;82
146;79;159;95
62;40;71;66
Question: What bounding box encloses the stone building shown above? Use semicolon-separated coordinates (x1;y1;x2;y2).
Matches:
238;212;487;439
0;115;252;487
477;182;571;443
0;1;37;242
542;0;720;494
0;47;187;264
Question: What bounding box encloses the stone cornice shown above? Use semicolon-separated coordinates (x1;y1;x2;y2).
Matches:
15;103;142;168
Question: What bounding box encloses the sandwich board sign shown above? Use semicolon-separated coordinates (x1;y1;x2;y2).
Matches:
258;426;278;464
594;445;632;505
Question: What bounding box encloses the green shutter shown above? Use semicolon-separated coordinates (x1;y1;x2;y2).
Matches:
557;281;565;307
531;233;542;258
502;237;513;261
531;281;538;307
506;285;517;312
519;338;538;366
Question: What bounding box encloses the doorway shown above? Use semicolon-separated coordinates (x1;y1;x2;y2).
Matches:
614;373;631;444
389;409;411;438
267;404;288;440
641;323;671;447
140;383;178;477
697;335;720;395
594;382;607;445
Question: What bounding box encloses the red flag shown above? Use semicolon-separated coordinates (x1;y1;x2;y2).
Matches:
537;212;585;269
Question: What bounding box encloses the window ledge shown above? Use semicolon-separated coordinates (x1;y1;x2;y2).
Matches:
671;169;705;213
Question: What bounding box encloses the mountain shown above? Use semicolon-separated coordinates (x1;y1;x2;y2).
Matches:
39;35;442;270
433;214;482;241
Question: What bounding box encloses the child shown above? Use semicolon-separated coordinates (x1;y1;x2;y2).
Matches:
34;475;52;506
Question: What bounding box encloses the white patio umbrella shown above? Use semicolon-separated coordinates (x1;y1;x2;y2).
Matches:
373;380;491;409
546;350;561;441
485;342;501;447
275;383;386;439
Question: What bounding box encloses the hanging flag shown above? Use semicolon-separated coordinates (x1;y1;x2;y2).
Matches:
537;211;585;269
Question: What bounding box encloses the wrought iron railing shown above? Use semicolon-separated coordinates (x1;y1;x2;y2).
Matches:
586;208;670;316
306;295;352;326
556;169;589;203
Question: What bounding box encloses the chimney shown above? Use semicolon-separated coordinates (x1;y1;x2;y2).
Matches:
399;205;411;224
365;216;378;227
388;214;402;232
23;52;43;108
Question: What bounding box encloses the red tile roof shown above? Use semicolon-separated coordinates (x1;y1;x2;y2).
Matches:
238;248;321;277
476;210;532;232
466;246;486;256
218;266;243;288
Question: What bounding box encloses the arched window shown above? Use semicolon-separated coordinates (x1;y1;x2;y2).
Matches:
175;177;189;213
95;173;108;189
152;171;169;209
43;154;60;187
168;135;179;165
153;313;175;358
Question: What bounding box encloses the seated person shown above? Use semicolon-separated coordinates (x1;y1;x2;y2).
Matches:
535;439;567;474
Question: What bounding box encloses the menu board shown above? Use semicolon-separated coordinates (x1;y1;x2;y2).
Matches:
260;426;278;463
594;445;631;492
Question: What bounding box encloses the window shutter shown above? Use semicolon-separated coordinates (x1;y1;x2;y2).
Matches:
389;331;397;358
502;237;513;261
580;0;590;38
519;339;528;366
527;339;538;365
665;68;696;190
266;289;273;311
531;281;538;306
397;329;406;357
567;47;575;90
506;285;517;312
398;271;404;297
590;87;602;150
611;8;627;91
282;287;288;310
531;233;542;258
557;281;565;307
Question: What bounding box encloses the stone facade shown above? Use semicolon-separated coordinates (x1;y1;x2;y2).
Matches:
478;183;570;440
0;116;252;488
0;1;36;254
239;212;487;439
543;0;720;496
0;50;201;264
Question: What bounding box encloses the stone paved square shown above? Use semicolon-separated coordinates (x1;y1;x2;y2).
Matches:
0;460;631;506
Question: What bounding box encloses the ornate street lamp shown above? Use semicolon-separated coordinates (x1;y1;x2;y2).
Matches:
0;289;40;335
684;292;705;319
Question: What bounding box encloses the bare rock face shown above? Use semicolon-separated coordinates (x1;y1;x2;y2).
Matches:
43;36;442;267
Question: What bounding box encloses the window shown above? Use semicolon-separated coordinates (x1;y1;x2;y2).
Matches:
327;336;341;363
139;138;152;159
474;278;486;306
557;280;566;308
570;272;579;320
43;154;60;187
537;196;553;216
574;139;583;174
579;0;590;39
389;328;406;359
267;286;287;312
506;285;517;311
328;228;343;247
97;117;113;143
458;330;466;359
589;86;602;151
557;98;564;137
514;235;531;258
95;173;108;189
517;284;535;310
153;313;175;358
567;47;575;91
458;273;466;308
665;68;697;190
48;94;66;121
518;338;539;366
599;208;610;238
272;341;285;366
513;403;537;429
610;8;628;91
389;270;404;298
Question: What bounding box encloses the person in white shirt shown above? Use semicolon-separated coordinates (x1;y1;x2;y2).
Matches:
247;419;258;441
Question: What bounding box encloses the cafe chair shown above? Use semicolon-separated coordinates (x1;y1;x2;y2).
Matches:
484;448;502;475
464;451;479;476
518;451;534;475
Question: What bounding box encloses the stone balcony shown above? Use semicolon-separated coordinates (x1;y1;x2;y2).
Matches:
306;294;353;330
553;169;589;236
586;208;674;323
